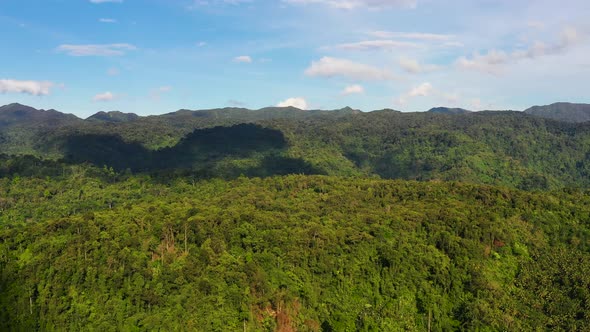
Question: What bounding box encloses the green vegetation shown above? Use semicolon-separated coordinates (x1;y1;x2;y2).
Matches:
2;103;590;330
1;167;589;331
525;102;590;123
3;104;590;190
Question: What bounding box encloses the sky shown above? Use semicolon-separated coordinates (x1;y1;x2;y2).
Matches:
0;0;589;117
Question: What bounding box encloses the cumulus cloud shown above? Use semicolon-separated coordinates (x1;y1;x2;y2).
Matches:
233;55;253;63
396;82;433;104
399;57;440;73
0;79;55;96
342;84;364;95
57;43;137;56
284;0;417;10
305;57;394;81
93;92;116;102
99;18;117;23
277;97;308;110
456;27;580;73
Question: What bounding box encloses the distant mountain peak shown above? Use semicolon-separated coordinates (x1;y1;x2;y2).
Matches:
373;108;401;113
525;102;590;123
0;103;80;129
0;103;39;112
335;106;361;114
263;106;305;111
428;107;472;114
87;111;140;123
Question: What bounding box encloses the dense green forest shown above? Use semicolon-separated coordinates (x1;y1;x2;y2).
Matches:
1;103;590;330
2;103;590;190
1;166;590;331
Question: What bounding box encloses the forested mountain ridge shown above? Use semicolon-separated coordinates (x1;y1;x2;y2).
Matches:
427;107;472;114
2;103;590;190
0;104;362;152
525;102;590;123
2;102;590;330
0;103;81;129
87;111;140;123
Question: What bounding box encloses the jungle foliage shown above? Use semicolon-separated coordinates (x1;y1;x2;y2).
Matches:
2;104;590;331
1;169;590;331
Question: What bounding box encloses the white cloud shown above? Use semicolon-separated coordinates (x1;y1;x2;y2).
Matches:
99;18;117;23
277;97;308;110
455;50;510;73
0;79;55;96
197;41;207;47
397;82;433;104
332;40;419;51
305;56;394;81
284;0;417;10
398;57;421;73
93;92;116;102
233;55;253;63
342;84;364;95
407;82;433;97
367;31;454;41
90;0;123;3
456;27;581;73
57;43;137;56
399;57;440;73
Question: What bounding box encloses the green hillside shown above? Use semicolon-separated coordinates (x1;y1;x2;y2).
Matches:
2;103;590;331
1;170;589;331
8;109;585;190
525;102;590;123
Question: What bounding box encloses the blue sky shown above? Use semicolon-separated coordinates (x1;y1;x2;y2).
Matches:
0;0;589;117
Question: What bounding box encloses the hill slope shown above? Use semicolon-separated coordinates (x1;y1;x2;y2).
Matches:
0;173;588;331
524;102;590;123
427;107;472;114
87;111;140;123
0;103;80;129
2;105;590;189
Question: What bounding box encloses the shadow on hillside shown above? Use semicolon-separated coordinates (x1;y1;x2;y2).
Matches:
61;123;322;178
63;134;152;171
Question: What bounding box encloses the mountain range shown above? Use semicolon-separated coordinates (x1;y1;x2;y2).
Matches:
2;101;590;190
2;101;590;331
3;102;590;127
